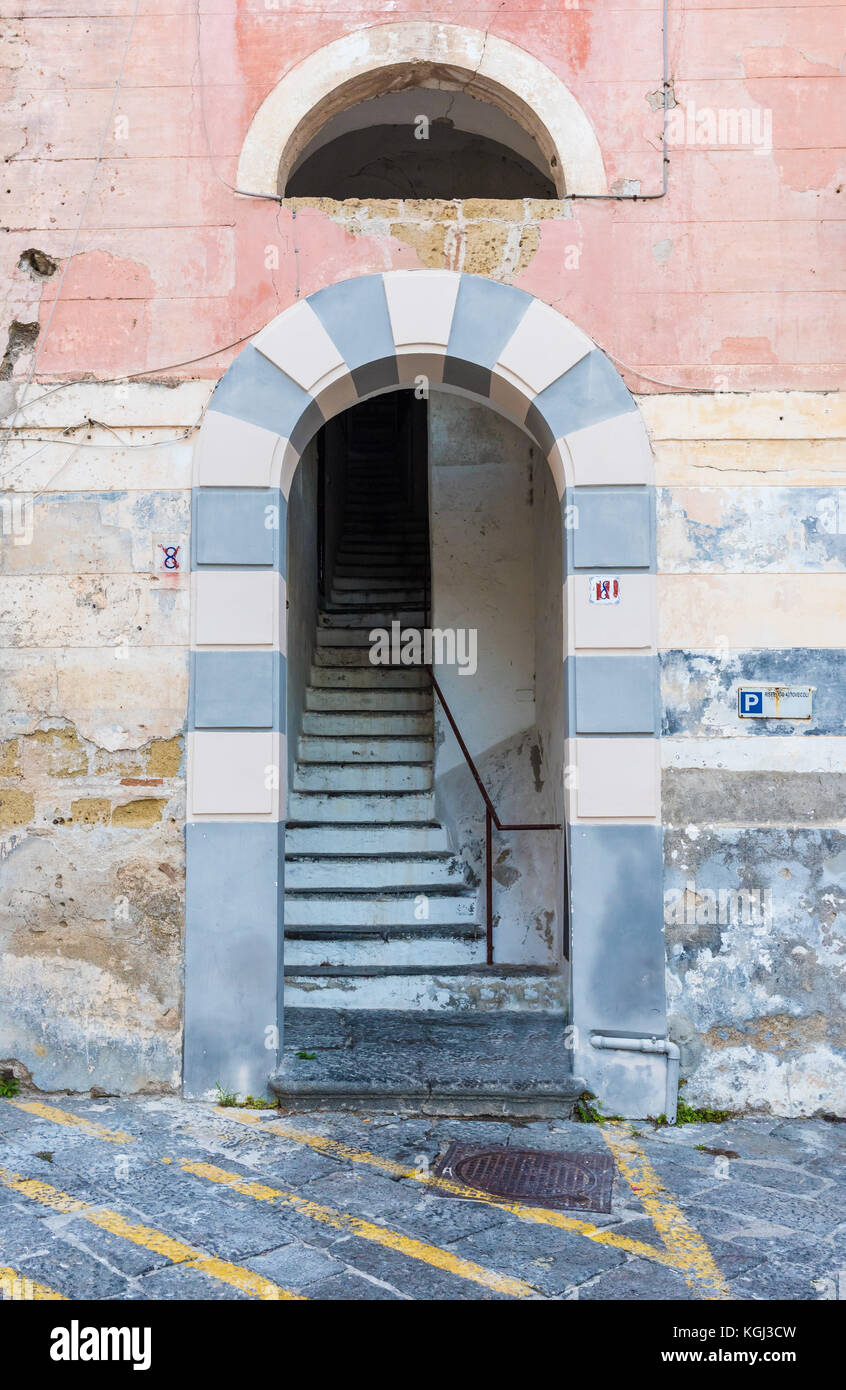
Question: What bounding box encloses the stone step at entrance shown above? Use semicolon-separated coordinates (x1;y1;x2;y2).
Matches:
282;964;565;1012
270;1010;584;1118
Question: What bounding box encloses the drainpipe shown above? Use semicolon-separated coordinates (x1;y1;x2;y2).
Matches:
590;1032;680;1124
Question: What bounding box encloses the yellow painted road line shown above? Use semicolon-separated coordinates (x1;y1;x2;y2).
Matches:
0;1166;303;1301
0;1102;531;1299
0;1266;67;1300
4;1099;136;1145
218;1109;677;1269
177;1157;540;1298
601;1124;731;1301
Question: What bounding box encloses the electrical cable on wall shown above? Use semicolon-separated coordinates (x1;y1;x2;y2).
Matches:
0;0;142;467
2;0;699;493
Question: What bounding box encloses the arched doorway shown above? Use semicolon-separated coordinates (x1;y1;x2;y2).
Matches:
185;270;665;1117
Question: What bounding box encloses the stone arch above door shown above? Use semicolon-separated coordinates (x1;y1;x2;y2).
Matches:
237;22;607;199
185;270;667;1119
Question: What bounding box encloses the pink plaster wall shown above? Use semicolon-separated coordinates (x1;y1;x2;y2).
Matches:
3;0;844;392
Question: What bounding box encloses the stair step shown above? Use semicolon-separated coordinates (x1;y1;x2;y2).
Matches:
333;575;427;592
318;611;424;629
316;614;425;631
332;561;425;576
308;665;429;688
284;931;485;968
332;575;428;590
305;687;432;712
298;735;432;763
336;536;427;547
322;600;425;613
301;710;432;735
343;504;424;516
315;628;426;649
282;965;565;1013
338;530;427;542
329;589;426;607
270;1009;582;1117
293;762;432;791
315;627;425;649
314;646;427;668
287;791;436;822
337;538;428;550
286;823;449;854
284;888;476;926
285;851;470;891
315;628;380;649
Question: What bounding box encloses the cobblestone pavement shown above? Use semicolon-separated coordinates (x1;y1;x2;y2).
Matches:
0;1096;844;1301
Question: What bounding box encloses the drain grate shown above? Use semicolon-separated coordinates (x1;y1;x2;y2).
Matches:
433;1143;614;1214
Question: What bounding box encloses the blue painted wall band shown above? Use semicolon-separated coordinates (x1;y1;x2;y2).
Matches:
567;654;660;735
191;488;285;570
184;822;285;1097
190;650;285;731
568;486;656;573
447;274;532;369
211;344;314;439
308;274;395;370
568;824;667;1034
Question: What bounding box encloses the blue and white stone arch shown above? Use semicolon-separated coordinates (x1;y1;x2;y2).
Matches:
185;270;666;1117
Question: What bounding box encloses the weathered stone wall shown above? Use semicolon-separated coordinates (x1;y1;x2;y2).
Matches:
650;392;846;1116
0;387;194;1093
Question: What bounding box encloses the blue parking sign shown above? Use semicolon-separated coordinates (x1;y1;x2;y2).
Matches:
738;685;814;719
739;690;763;715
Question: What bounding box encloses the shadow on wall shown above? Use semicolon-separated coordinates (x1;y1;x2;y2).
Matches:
437;727;564;966
428;391;565;966
285;88;557;199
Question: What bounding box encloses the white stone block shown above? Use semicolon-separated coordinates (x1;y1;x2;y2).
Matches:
495;301;592;397
189;730;281;817
572;737;660;819
384;271;460;350
568;574;656;653
192;571;285;649
254;301;346;395
194;410;282;488
564;411;655;486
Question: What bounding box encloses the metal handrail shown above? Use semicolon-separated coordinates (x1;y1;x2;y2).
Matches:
425;665;560;965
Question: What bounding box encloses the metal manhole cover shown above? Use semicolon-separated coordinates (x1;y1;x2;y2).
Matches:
433;1143;614;1214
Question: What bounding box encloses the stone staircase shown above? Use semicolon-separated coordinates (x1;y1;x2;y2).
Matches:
272;398;579;1114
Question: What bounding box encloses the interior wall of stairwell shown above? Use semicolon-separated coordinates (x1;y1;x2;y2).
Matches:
285;438;319;788
428;392;565;967
532;450;567;964
320;417;349;602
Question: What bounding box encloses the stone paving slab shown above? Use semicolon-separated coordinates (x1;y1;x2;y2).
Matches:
578;1256;700;1301
446;1219;626;1296
0;1096;843;1302
243;1241;346;1291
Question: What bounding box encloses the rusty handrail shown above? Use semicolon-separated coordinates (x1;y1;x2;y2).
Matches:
425;665;560;965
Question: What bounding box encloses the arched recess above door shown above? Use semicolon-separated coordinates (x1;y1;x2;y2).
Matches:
237;22;608;199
